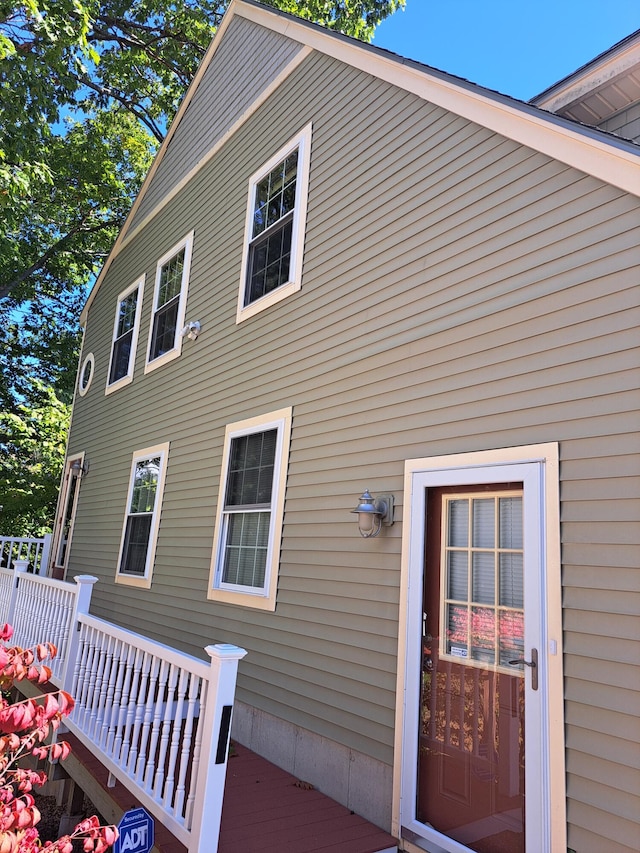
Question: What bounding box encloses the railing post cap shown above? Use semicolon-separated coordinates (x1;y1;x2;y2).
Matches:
73;575;99;586
13;560;29;572
205;643;248;662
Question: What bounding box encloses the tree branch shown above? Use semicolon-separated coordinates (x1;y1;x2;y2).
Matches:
97;11;219;52
0;217;122;301
73;72;165;141
93;15;209;59
88;21;195;83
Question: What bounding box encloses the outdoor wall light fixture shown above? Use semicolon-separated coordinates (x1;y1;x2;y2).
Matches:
70;458;88;477
180;320;201;341
351;489;394;538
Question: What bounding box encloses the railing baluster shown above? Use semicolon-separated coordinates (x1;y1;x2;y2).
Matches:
173;672;200;821
106;640;127;754
72;624;89;699
114;643;136;763
128;651;152;777
49;588;66;671
121;647;144;774
162;667;188;811
135;655;160;785
88;635;109;741
84;628;101;737
153;663;177;798
98;635;118;750
144;658;169;789
183;676;203;829
80;627;100;732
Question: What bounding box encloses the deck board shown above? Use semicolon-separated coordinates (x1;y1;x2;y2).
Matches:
220;743;396;853
62;734;397;853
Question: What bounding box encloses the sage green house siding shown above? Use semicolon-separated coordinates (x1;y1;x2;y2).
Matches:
128;15;306;230
69;8;640;852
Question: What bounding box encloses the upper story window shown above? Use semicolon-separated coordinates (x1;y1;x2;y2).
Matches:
237;125;312;324
106;277;144;394
145;232;194;373
209;407;292;610
78;352;95;397
116;443;170;588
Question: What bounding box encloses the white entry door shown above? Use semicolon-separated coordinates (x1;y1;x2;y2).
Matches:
397;447;565;853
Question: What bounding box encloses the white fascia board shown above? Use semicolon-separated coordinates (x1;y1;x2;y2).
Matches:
531;34;640;112
236;1;640;197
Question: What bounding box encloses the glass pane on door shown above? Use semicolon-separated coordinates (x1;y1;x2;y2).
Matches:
54;464;82;569
417;488;525;853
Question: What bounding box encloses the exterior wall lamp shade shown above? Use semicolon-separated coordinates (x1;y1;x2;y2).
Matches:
70;458;88;477
351;489;394;538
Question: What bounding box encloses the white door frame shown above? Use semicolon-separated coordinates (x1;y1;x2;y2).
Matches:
51;452;85;577
392;443;566;853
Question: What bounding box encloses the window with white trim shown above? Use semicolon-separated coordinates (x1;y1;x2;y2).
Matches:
78;353;94;397
145;232;193;372
116;443;169;588
106;277;144;393
209;408;292;610
237;125;312;323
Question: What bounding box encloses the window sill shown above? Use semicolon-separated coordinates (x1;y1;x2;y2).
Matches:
115;573;153;589
236;279;300;324
105;374;133;395
208;587;276;611
144;345;182;374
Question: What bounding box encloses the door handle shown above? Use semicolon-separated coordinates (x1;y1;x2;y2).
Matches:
508;648;538;690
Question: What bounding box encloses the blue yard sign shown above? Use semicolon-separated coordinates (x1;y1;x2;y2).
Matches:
113;807;154;853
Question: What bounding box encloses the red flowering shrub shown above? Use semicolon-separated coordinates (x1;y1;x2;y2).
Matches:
0;624;118;853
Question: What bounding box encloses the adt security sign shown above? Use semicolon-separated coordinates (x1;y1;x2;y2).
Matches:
113;807;154;853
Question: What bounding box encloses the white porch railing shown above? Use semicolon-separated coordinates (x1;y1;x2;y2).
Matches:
0;559;246;853
1;564;96;686
0;534;52;576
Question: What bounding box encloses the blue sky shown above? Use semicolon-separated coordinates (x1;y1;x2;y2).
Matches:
373;1;639;101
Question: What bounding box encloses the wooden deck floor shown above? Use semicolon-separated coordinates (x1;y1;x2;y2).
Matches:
63;734;397;853
220;742;397;853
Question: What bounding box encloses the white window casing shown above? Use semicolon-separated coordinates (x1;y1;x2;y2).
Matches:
116;442;170;589
209;407;292;610
78;353;95;397
106;276;145;394
236;124;312;324
145;232;194;373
